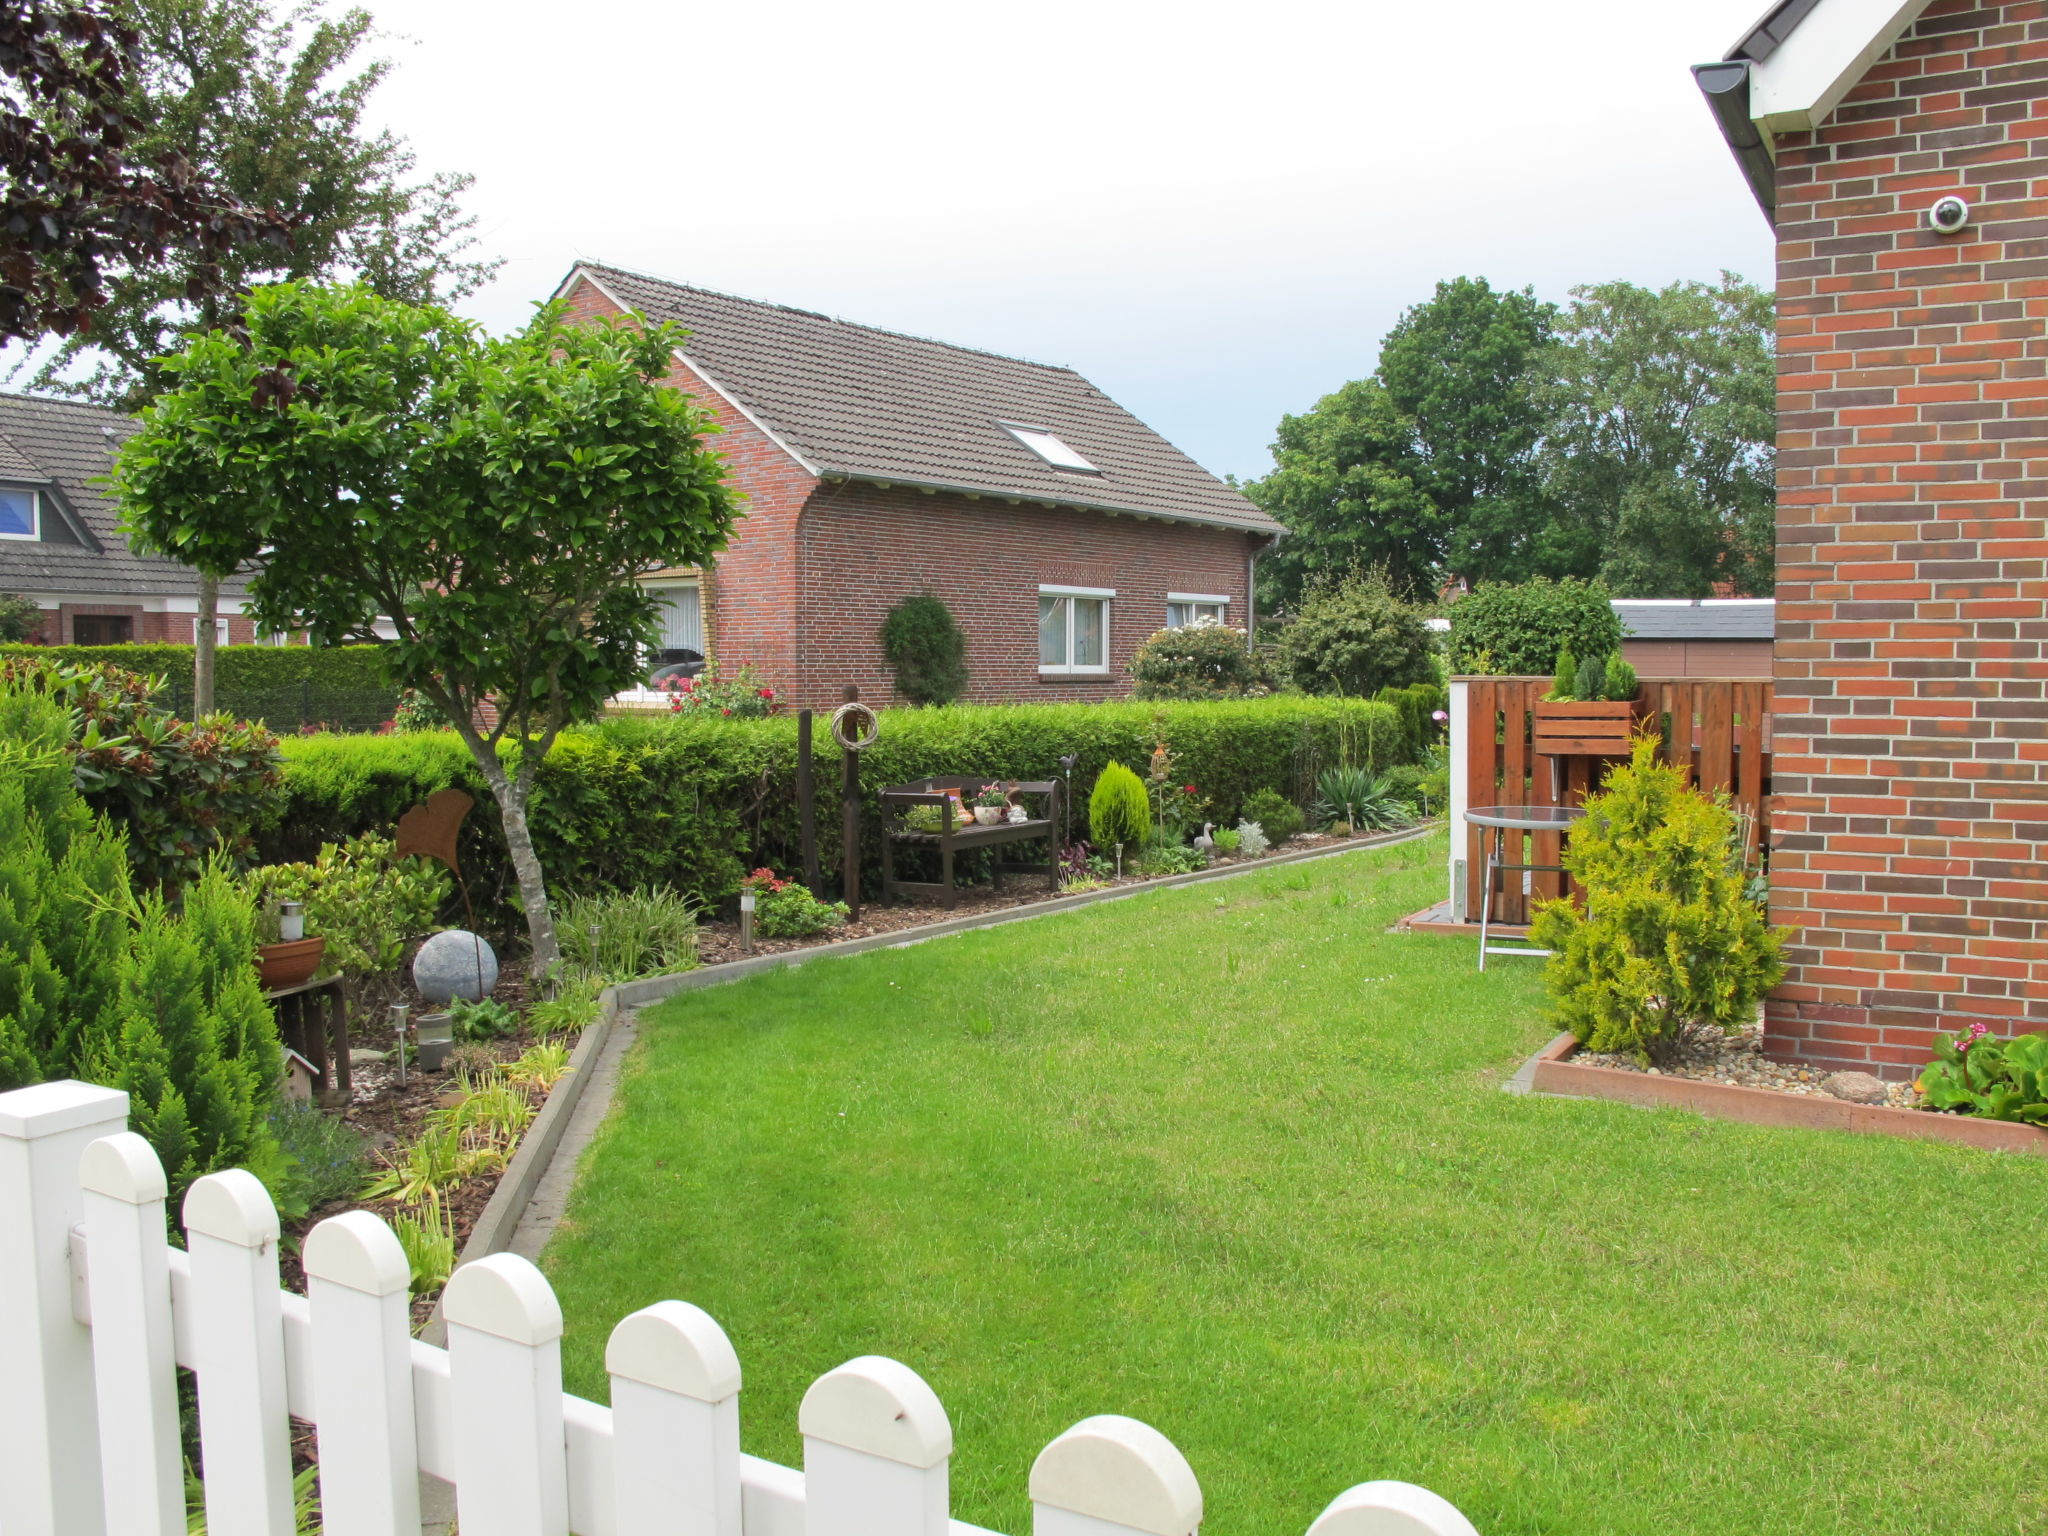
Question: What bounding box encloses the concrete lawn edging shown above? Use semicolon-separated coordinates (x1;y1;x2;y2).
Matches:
1519;1031;2048;1157
610;820;1440;1013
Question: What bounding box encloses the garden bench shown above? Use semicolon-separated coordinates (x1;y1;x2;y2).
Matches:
879;776;1063;907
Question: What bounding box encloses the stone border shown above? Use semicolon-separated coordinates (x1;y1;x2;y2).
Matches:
1517;1031;2048;1157
609;821;1440;1011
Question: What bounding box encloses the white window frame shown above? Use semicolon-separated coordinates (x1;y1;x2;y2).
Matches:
1038;584;1114;676
1166;592;1229;629
193;615;230;646
0;486;39;541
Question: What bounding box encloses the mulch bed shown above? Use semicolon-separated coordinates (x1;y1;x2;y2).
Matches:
692;827;1417;966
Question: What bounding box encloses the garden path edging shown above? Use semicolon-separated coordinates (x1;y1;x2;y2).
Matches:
1517;1031;2048;1156
611;821;1440;1011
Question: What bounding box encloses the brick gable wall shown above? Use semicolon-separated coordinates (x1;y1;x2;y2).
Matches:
792;480;1258;711
1769;0;2048;1076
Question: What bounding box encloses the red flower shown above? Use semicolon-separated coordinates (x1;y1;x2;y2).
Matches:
1183;784;1196;794
758;687;775;699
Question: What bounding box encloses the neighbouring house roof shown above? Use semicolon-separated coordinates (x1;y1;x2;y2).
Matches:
0;392;235;600
1614;598;1775;642
559;263;1282;538
1695;0;1934;221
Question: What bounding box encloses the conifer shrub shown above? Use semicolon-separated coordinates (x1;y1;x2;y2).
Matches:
879;592;969;706
0;686;284;1205
1528;739;1785;1065
1088;761;1150;853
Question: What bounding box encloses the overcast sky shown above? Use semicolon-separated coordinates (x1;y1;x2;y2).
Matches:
362;0;1773;483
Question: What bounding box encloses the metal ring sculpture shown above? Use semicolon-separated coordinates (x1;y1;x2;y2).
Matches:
829;700;880;752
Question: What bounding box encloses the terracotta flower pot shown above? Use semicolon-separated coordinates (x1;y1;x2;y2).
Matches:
256;936;326;991
1533;699;1634;757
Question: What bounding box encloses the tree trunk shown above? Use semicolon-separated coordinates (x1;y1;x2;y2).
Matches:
194;573;218;715
473;747;561;981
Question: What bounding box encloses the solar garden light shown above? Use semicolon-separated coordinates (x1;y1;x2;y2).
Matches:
278;900;305;942
416;1010;454;1073
390;1001;410;1087
739;889;756;953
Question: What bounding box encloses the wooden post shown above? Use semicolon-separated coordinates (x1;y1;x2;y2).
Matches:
607;1301;744;1536
799;1354;951;1536
841;686;862;921
1306;1482;1480;1535
798;709;821;895
1030;1414;1201;1536
304;1212;422;1536
443;1254;569;1536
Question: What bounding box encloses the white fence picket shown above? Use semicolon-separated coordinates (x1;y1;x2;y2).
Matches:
0;1080;1489;1536
442;1252;570;1536
303;1210;421;1536
1030;1415;1202;1536
0;1081;128;1536
78;1131;184;1536
607;1300;744;1536
1304;1482;1481;1536
185;1170;296;1536
798;1355;954;1536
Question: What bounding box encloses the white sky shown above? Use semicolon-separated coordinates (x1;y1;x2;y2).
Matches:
358;1;1771;482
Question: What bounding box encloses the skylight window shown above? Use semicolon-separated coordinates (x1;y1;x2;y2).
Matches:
1002;422;1100;474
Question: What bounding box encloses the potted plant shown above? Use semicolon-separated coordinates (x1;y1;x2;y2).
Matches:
1533;650;1639;758
253;898;327;991
971;783;1011;826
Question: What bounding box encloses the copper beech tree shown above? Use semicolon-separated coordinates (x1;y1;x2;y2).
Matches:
115;283;739;976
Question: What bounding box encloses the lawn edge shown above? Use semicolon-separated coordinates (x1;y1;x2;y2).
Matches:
1519;1030;2048;1156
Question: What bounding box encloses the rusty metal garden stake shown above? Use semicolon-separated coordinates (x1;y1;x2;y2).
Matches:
797;709;821;895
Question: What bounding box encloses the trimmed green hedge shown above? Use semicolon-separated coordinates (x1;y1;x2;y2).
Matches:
266;696;1410;927
0;644;400;731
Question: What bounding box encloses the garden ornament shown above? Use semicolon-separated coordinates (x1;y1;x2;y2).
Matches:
413;928;500;1004
832;686;879;919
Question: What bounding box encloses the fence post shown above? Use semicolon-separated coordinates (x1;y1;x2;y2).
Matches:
79;1131;184;1536
1447;677;1469;921
304;1210;422;1536
0;1081;128;1536
1304;1482;1480;1536
606;1300;743;1536
798;1354;952;1536
184;1170;295;1536
443;1252;569;1536
1029;1414;1201;1536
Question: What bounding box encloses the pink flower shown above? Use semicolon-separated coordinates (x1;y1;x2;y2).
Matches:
1432;710;1448;722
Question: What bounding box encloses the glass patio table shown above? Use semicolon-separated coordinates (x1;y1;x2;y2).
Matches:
1465;804;1587;970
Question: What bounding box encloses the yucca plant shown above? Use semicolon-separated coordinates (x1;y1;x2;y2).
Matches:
1313;766;1417;832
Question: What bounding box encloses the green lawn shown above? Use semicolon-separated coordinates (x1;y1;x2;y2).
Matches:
541;833;2048;1535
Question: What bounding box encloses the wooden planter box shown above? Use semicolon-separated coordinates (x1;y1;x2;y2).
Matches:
1533;699;1634;757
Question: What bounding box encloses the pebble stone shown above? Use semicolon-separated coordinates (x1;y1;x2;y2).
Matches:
1580;1026;1919;1109
412;928;499;1005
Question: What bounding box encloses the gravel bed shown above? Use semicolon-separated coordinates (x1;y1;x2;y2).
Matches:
1577;1023;1921;1110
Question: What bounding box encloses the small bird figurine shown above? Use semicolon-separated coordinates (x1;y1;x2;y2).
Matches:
1193;822;1216;858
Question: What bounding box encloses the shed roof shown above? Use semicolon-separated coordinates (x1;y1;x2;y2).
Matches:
0;392;235;599
1614;598;1775;641
561;263;1281;537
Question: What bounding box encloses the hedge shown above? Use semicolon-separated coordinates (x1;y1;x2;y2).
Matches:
0;643;400;731
265;696;1410;930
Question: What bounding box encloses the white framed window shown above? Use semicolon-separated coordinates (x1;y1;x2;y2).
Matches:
1002;422;1101;474
1038;584;1112;675
257;629;291;647
0;487;38;540
193;616;229;646
1166;593;1229;629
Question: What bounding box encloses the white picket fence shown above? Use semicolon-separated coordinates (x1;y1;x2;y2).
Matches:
0;1080;1482;1536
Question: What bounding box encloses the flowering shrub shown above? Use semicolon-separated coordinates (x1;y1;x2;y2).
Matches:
742;867;849;937
1916;1026;2048;1122
389;688;450;733
1129;618;1266;700
661;663;777;718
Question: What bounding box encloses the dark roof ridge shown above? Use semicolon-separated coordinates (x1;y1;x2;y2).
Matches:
574;260;1084;381
0;388;129;417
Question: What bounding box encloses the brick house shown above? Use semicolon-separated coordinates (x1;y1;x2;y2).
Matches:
1696;0;2048;1075
0;392;264;646
553;263;1283;711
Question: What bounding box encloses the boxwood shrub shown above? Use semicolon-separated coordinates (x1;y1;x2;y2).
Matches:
0;643;400;730
264;695;1410;929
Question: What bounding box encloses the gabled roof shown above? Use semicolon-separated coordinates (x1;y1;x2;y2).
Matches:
560;263;1281;537
1614;598;1775;642
0;392;235;599
1695;0;1935;222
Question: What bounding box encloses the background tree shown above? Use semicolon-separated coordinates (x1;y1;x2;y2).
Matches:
0;592;43;640
1274;568;1435;697
115;283;740;976
1537;275;1775;598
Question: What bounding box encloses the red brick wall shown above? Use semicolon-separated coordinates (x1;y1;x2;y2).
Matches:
788;481;1258;710
1769;0;2048;1076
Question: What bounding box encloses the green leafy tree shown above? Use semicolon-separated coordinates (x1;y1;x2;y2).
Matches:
1275;568;1434;697
20;0;495;408
1377;276;1558;585
878;592;969;706
114;283;742;975
1537;275;1775;597
1444;576;1622;677
1246;379;1439;607
1528;738;1784;1065
0;593;42;641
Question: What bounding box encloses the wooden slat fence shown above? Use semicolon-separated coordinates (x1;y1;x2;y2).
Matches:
1454;676;1772;927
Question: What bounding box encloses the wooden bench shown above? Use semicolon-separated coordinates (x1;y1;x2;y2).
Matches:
880;776;1064;907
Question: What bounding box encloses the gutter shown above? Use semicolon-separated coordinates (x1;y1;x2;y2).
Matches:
816;468;1283;539
1694;60;1776;225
